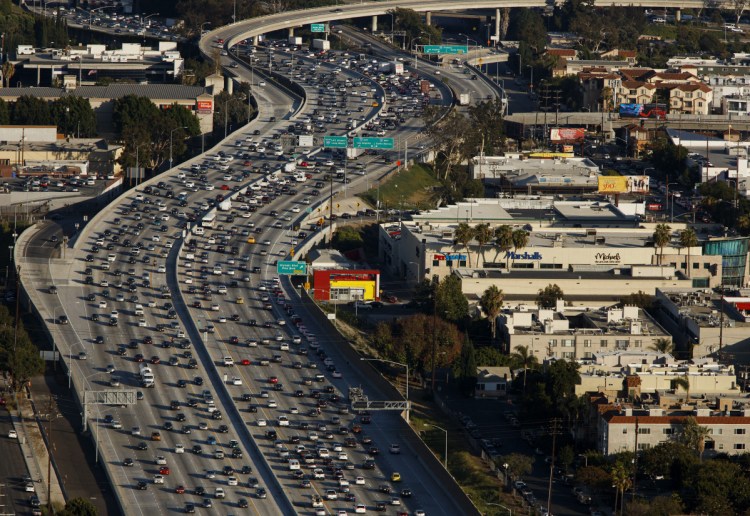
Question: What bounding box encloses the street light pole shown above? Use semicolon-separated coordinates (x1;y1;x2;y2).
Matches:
425;423;448;469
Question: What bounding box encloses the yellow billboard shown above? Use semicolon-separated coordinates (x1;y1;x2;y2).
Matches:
598;175;650;194
330;280;377;300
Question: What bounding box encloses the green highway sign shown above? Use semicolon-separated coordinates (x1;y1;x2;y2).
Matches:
423;45;468;55
311;23;326;33
277;261;307;275
324;135;348;148
353;137;394;150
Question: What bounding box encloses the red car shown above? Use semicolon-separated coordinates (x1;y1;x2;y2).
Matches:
243;160;252;166
150;356;160;364
241;359;251;366
159;466;170;475
220;185;230;191
175;485;185;494
269;376;279;384
230;336;240;344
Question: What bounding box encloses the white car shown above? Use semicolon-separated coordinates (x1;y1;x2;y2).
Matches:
332;371;343;379
355;504;367;514
7;429;17;439
227;476;238;486
98;301;107;309
231;376;242;386
175;444;185;454
278;416;290;426
313;468;325;479
257;419;267;427
325;489;337;500
131;427;141;436
355;476;365;485
153;475;165;484
268;399;277;408
290;407;299;414
155;456;167;465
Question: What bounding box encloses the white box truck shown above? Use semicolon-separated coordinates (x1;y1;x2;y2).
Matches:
312;39;330;51
458;93;471;106
288;36;302;46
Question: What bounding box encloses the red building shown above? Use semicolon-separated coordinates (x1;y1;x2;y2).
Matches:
312;269;381;302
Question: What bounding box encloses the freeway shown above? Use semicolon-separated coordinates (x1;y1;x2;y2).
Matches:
339;25;501;106
24;58;302;516
23;32;456;515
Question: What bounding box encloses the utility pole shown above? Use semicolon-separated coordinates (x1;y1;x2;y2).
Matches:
546;418;562;515
632;417;639;504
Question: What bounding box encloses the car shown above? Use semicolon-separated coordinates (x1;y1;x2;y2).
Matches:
137;481;148;490
7;429;17;439
175;485;185;494
256;487;267;499
153;475;165;484
123;457;134;467
155;456;167;465
391;472;401;482
238;498;249;508
159;466;170;475
390;443;401;454
215;487;225;499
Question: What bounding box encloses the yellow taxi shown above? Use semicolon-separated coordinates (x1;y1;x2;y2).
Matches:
390;472;401;482
247;236;256;244
236;297;244;304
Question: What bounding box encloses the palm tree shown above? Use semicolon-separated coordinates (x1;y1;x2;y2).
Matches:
474;223;493;267
679;228;698;278
2;60;14;88
480;285;504;340
494;225;513;269
454;222;475;267
652;224;672;265
681;416;711;462
673;375;690;404
648;338;674;355
610;462;632;516
511;345;538;391
511;229;530;268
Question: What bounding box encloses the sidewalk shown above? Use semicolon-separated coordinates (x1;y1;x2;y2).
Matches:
9;385;65;509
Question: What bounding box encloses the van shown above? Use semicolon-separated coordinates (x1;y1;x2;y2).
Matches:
193;226;205;235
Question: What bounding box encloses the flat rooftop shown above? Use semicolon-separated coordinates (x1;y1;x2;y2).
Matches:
662;289;750;329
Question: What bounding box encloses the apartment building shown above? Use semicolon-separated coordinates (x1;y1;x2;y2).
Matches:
498;304;670;359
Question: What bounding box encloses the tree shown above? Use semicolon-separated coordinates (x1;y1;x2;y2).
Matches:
473;223;493;266
479;285;504;340
680;416;711;461
673;375;691;404
2;60;14;88
558;445;575;473
50;96;97;137
510;345;538;391
626;494;684;516
453;222;474;267
511;229;529;266
686;460;750;514
454;336;477;395
537;284;564;309
498;453;533;480
12;95;51;125
640;441;696;484
494;225;514;268
58;497;98;516
652;224;672;265
575;465;612;495
331;226;363;252
434;274;469;323
649;338;674;355
619;291;653;309
475;346;512;367
611;462;632;516
114;95;200;171
679;228;698;278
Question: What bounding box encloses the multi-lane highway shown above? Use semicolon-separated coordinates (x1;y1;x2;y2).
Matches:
19;25;478;514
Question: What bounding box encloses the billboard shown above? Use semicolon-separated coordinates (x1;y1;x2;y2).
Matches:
598;175;650;194
196;100;213;114
619;103;667;119
549;128;585;142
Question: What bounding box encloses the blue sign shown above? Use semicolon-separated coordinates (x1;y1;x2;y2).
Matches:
505;251;542;260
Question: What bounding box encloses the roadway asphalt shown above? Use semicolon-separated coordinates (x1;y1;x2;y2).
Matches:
0;404;33;515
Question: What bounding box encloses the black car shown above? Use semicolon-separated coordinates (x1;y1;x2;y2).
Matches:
184;504;195;514
194;376;204;385
194;486;206;496
137;442;148;450
123;457;134;466
137;481;148;490
238;498;248;508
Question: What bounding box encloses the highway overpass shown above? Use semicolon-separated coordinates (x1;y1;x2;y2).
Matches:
201;0;731;56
